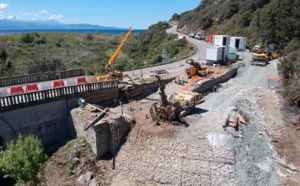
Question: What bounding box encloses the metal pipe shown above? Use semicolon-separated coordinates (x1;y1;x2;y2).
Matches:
233;117;239;128
84;107;108;131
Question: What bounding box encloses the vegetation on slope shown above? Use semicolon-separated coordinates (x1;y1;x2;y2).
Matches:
0;134;47;185
171;0;300;106
0;21;193;77
280;50;300;107
172;0;300;47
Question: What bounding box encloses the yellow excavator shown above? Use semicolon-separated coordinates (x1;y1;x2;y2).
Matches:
185;59;214;78
251;41;279;66
97;28;133;82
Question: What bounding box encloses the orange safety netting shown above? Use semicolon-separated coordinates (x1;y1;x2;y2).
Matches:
269;77;279;81
182;67;224;91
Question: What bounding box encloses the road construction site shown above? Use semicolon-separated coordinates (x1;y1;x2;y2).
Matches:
105;56;280;185
51;25;300;186
65;49;298;186
3;25;298;185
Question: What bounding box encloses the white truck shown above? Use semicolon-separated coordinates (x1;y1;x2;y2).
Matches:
230;37;246;51
214;35;231;46
195;33;202;40
189;32;196;38
206;46;229;65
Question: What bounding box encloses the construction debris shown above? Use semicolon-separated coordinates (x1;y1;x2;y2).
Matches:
155;70;168;74
223;115;239;128
174;78;187;85
84;103;105;112
237;114;246;124
149;75;203;122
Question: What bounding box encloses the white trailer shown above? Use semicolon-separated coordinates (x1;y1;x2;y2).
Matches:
214;35;231;46
206;46;229;64
230;37;246;50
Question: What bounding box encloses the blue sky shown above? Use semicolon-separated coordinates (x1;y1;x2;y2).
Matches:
0;1;201;29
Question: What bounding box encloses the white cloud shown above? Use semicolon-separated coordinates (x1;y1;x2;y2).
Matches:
0;3;9;9
6;15;14;20
0;11;3;17
39;10;48;14
33;13;39;16
16;16;24;20
30;18;39;21
48;14;63;20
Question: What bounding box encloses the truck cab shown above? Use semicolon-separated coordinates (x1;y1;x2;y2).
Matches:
189;32;196;38
195;33;202;40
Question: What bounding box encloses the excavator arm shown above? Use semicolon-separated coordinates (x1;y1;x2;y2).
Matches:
105;27;133;73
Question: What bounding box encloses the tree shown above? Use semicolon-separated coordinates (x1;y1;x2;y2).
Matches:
20;33;35;44
85;31;93;41
0;134;48;185
0;49;8;75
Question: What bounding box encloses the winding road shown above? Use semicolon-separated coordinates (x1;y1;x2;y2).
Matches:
123;25;212;78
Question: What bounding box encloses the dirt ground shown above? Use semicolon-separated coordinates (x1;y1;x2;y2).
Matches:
258;90;300;185
39;26;300;185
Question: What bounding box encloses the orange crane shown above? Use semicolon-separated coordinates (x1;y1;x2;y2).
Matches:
97;28;133;81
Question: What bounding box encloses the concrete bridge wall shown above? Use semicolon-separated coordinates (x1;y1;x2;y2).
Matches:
0;98;76;148
0;87;120;149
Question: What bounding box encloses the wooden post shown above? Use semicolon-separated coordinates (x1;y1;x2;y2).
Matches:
141;69;143;79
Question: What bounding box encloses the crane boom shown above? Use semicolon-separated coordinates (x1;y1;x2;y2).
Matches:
105;27;133;73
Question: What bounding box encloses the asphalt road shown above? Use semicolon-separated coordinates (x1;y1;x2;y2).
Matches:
123;25;212;78
0;26;212;97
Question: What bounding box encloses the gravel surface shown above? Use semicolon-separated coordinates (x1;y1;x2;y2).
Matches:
112;26;283;186
175;52;281;185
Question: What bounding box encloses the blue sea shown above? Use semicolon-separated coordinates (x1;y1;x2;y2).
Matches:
0;29;145;35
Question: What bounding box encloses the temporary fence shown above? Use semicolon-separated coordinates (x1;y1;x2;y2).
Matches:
182;67;224;91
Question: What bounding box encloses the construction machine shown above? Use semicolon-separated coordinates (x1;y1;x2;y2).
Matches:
251;41;279;66
97;28;133;81
185;59;214;78
150;75;203;122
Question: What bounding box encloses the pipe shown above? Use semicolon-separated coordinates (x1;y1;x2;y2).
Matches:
233;117;239;128
84;107;109;131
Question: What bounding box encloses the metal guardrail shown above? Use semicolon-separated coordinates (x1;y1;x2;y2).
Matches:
0;80;118;111
0;69;85;87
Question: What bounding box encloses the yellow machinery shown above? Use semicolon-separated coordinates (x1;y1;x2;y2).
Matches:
97;28;133;81
174;91;202;108
150;75;203;121
252;45;279;62
185;59;214;78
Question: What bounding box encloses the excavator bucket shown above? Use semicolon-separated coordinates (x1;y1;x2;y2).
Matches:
150;102;159;121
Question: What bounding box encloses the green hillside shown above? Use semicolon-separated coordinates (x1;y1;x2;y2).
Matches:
172;0;300;47
0;22;193;77
171;0;300;106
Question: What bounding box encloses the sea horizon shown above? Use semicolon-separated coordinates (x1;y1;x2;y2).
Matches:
0;28;145;35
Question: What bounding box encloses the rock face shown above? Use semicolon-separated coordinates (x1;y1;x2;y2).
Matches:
72;108;135;159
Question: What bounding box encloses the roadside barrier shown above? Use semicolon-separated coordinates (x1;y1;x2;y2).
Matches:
0;69;84;87
0;80;119;111
53;80;65;88
10;86;25;95
77;77;87;84
25;84;39;93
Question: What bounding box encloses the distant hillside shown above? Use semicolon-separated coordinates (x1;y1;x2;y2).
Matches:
170;0;300;47
0;20;124;30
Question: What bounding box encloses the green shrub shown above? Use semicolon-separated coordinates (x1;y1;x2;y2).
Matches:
20;33;35;44
0;134;48;185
